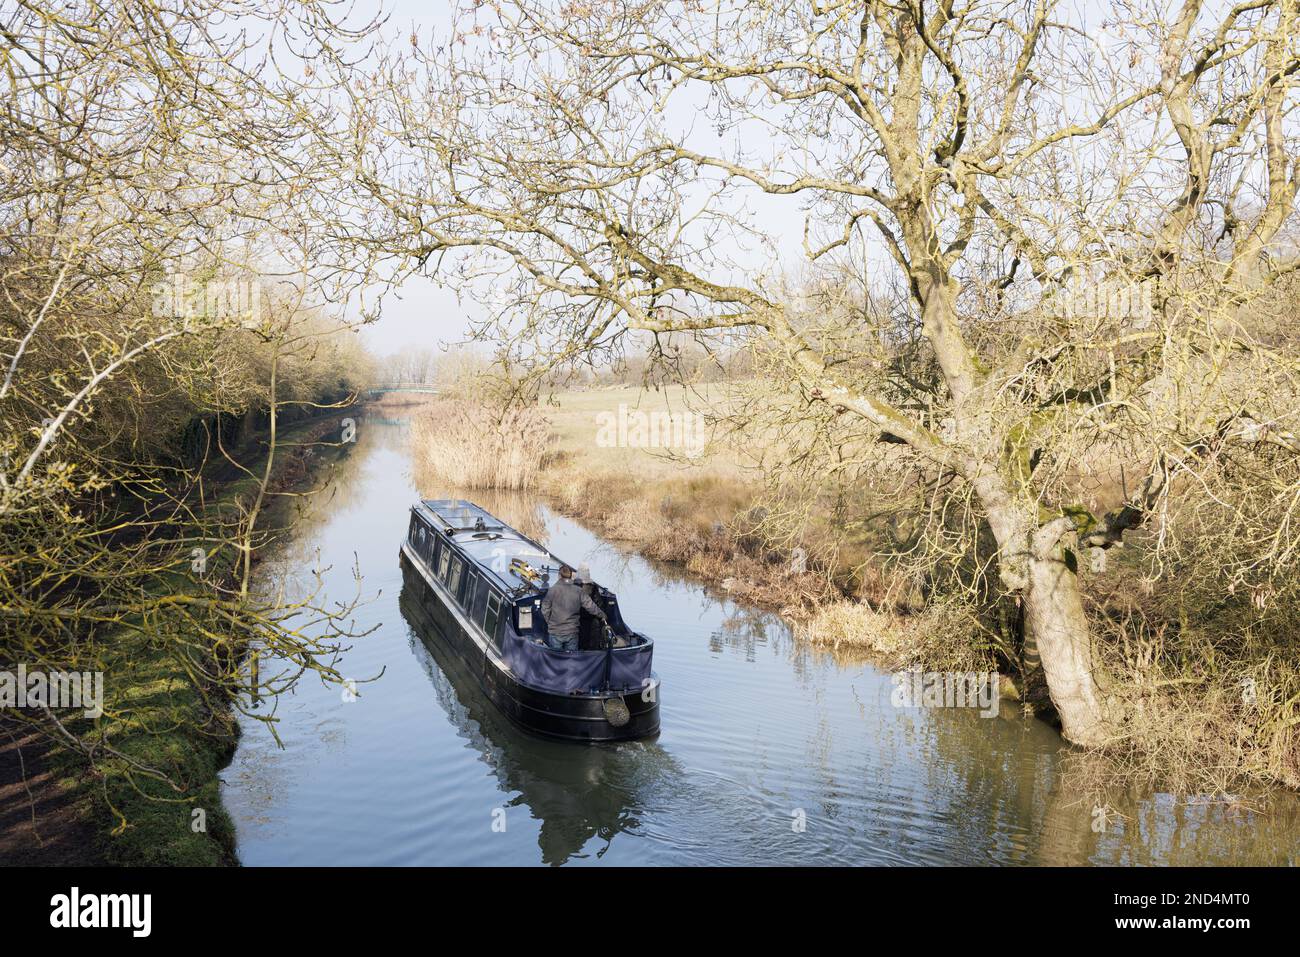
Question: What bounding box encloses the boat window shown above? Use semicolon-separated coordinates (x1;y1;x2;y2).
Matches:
460;569;477;609
436;541;450;580
448;554;463;595
483;592;502;646
412;518;434;563
471;573;489;624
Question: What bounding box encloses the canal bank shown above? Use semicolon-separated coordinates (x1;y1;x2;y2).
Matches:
0;413;355;866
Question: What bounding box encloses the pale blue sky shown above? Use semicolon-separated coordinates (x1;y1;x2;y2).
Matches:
343;0;1248;360
345;0;811;358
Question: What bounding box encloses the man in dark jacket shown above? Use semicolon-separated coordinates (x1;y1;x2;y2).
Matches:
540;564;607;651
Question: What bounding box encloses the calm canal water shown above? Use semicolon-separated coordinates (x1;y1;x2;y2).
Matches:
221;418;1300;865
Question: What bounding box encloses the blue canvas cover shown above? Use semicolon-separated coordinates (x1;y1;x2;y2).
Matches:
500;623;653;694
607;642;654;690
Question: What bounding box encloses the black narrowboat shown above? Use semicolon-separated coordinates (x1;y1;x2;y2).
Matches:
398;499;660;742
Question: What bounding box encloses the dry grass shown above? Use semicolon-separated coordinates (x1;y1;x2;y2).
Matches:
411;399;552;491
1072;548;1300;798
541;383;891;609
546;453;846;609
543;382;746;480
1102;638;1300;796
794;597;998;674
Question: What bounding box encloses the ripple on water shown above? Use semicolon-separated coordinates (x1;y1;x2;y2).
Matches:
220;425;1300;866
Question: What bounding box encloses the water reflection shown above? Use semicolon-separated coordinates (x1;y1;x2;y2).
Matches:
412;477;550;542
400;578;679;865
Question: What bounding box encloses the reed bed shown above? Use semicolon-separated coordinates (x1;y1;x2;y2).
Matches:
410;399;552;491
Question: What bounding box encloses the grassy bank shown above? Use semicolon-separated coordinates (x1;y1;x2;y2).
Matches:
8;415;351;866
540;386;934;627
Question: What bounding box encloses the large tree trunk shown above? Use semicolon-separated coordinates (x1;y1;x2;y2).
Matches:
1023;524;1113;747
973;472;1114;746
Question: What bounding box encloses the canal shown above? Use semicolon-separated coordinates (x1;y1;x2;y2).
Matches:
221;417;1300;865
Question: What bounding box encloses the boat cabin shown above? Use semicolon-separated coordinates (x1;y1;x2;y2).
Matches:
405;499;654;697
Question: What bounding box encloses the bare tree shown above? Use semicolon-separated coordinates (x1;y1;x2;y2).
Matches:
0;0;378;823
298;0;1300;745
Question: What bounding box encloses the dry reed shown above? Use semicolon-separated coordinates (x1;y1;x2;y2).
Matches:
411;399;552;491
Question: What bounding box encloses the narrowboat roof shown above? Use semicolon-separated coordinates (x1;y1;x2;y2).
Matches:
415;498;565;594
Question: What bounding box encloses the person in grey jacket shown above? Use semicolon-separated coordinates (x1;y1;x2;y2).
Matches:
540;564;607;651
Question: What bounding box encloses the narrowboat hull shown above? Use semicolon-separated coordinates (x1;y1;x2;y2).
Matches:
400;546;660;742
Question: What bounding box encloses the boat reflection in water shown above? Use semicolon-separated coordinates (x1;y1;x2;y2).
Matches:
400;570;678;864
401;499;660;740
